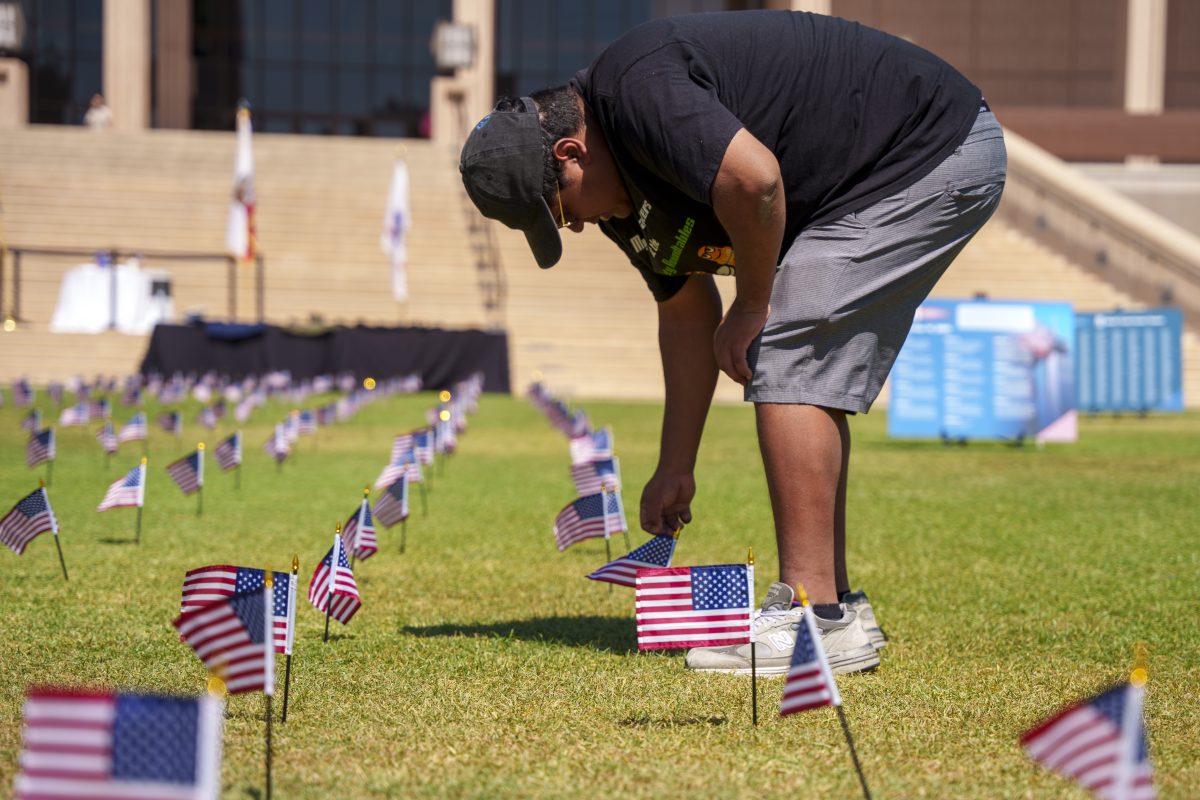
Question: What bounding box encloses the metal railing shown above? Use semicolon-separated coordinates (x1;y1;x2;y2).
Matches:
1;246;265;326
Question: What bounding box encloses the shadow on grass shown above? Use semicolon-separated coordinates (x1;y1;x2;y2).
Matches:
98;537;137;545
620;714;728;728
401;615;634;653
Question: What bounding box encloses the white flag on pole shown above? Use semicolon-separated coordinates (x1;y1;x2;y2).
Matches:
381;159;411;301
225;105;256;261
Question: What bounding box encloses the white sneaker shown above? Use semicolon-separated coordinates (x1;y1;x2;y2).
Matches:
684;582;880;676
843;590;888;649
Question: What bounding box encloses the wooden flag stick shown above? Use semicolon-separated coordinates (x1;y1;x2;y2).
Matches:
282;554;298;722
265;691;274;799
263;566;275;799
196;443;205;516
40;481;68;581
400;518;407;554
836;706;872;800
236;462;242;490
748;546;758;727
324;524;340;643
135;506;143;544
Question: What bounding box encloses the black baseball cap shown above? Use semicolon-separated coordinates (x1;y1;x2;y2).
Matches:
459;97;562;269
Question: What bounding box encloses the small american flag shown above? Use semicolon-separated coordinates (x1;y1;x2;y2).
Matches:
308;534;361;624
634;564;754;651
118;412;147;442
197;405;218;430
180;565;294;655
96;422;118;455
13;687;223;800
297;409;317;435
553;491;626;552
97;463;145;511
587;535;676;587
166;449;204;495
341;498;378;560
1020;682;1155;800
214;431;242;471
412;428;434;465
780;607;842;716
391;433;414;463
58;402;90;427
570;427;613;464
46;382;63;404
12;379;34;406
20;408;42;432
374;453;421;489
173;586;274;695
262;424;289;462
26;428;56;468
373;474;409;527
571;457;621;496
1;487;58;555
158;410;182;435
88;397;111;420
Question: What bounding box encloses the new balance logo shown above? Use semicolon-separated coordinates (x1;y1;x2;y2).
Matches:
767;632;794;651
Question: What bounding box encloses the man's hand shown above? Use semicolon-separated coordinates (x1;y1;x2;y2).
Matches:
713;300;768;385
640;470;696;536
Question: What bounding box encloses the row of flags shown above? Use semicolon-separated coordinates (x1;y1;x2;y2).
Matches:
8;373;487;798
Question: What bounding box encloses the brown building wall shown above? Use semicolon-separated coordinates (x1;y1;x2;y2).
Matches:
830;0;1199;161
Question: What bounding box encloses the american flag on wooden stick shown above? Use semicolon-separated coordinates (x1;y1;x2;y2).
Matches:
97;463;145;511
58;402;90;427
1;487;58;555
214;431;242;471
26;429;55;468
553;491;626;552
96;422;118;455
180;565;293;654
341;497;378;560
571;457;621;496
174;586;274;695
372;475;409;528
166;448;204;495
587;534;676;588
308;534;361;624
634;564;754;651
1020;681;1155;800
118;412;147;442
13;687;223;800
780;605;842;716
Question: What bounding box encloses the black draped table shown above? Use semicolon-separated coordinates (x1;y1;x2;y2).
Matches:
139;323;510;393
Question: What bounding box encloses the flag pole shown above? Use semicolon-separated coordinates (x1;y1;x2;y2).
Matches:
400;517;407;554
798;583;872;799
282;554;298;722
196;442;205;517
748;546;757;727
324;524;340;643
41;481;69;581
263;564;275;800
601;487;613;594
135;456;147;544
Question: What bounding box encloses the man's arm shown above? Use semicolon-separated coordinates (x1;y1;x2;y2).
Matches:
640;273;723;535
710;128;786;384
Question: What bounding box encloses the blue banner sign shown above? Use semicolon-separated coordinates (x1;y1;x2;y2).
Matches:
889;299;1077;442
1075;308;1183;412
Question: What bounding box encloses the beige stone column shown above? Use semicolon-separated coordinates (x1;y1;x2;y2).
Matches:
103;0;151;130
0;58;28;129
454;0;495;130
784;0;831;13
1125;0;1167;114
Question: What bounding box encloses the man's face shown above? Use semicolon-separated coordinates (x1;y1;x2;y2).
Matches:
552;135;633;234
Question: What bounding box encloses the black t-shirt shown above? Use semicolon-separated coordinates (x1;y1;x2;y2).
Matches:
572;11;983;301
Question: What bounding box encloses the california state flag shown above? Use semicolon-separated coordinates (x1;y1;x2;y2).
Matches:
380;159;411;301
226;104;256;261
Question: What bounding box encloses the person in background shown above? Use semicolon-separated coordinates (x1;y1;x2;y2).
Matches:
84;93;112;130
460;10;1006;676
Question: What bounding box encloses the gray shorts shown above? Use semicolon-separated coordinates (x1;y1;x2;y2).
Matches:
745;110;1007;412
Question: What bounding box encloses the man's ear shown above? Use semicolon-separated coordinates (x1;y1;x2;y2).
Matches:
551;136;588;164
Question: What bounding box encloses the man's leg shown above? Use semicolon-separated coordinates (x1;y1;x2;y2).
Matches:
755;402;849;605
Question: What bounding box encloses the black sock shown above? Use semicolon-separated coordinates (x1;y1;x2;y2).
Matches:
812;603;843;621
838;589;853;604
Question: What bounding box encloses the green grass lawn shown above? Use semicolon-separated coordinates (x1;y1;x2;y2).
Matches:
2;392;1198;798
